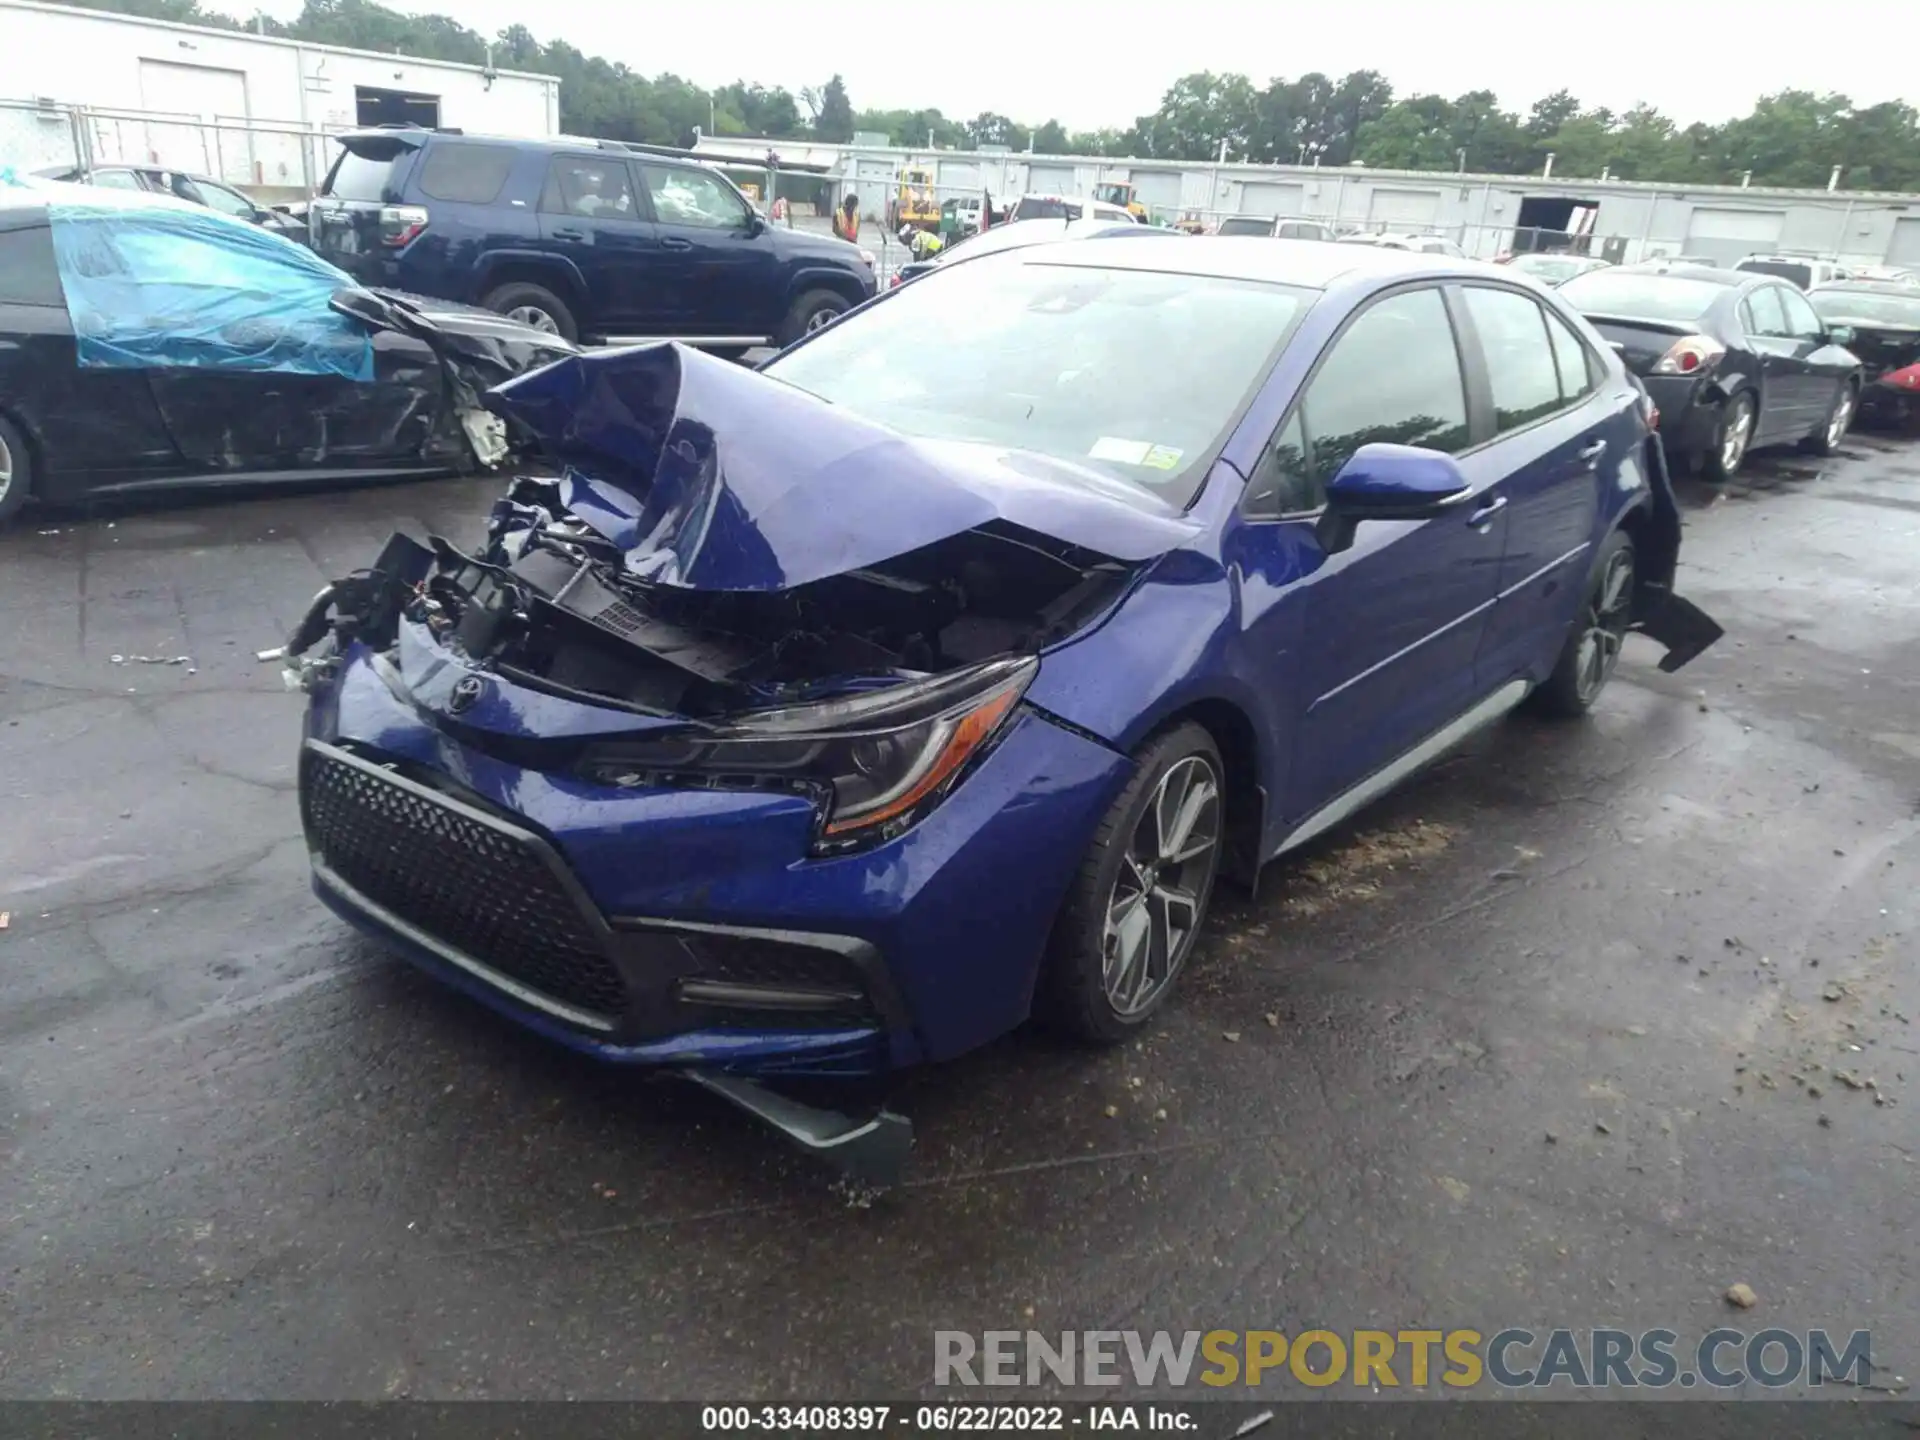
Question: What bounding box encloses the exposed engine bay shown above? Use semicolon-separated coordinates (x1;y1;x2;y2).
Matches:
289;475;1138;720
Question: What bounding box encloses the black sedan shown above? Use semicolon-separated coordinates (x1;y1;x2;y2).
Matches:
36;163;310;245
1556;264;1863;481
1808;281;1920;429
0;184;574;523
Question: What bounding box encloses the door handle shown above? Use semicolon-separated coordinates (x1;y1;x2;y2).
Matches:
1467;495;1508;529
660;236;694;251
1578;439;1607;469
550;227;585;240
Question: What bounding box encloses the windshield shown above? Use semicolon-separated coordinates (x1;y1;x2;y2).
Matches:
1512;254;1587;282
1736;259;1814;289
1559;270;1724;323
1094;184;1129;204
1810;289;1920;328
764;257;1313;507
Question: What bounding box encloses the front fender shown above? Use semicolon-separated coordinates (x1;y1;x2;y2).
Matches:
784;263;875;307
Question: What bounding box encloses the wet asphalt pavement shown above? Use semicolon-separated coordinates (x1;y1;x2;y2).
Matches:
1;432;1917;1402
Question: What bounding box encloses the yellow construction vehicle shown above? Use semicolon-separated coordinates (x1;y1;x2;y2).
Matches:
1094;181;1149;222
886;166;940;233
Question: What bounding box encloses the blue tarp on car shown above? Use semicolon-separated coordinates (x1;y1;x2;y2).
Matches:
44;197;373;381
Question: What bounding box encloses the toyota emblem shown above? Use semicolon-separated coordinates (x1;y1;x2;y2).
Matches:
448;675;486;714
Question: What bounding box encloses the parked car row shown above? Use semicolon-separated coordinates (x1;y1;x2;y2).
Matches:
35;163;310;244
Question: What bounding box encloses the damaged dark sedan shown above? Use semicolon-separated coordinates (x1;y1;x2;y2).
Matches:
1809;281;1920;429
286;240;1721;1168
0;182;574;523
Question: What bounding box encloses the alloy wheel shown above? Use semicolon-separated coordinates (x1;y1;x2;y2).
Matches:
804;305;842;334
1827;389;1855;449
1101;755;1222;1017
507;305;561;335
1574;545;1635;706
1720;402;1754;474
0;431;11;506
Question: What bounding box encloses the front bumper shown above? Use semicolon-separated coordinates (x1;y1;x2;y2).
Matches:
303;646;1131;1076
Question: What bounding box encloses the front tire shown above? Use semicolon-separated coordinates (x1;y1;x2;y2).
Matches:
1529;530;1636;719
0;412;33;526
480;281;578;343
1802;380;1857;456
1701;391;1755;483
1043;723;1225;1044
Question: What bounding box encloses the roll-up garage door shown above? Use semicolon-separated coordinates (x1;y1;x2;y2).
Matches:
1683;208;1786;266
1366;188;1442;228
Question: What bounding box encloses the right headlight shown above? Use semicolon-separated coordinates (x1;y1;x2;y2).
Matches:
576;657;1036;852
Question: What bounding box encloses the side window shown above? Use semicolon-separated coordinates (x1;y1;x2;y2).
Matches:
1743;286;1790;338
540;158;637;220
643;166;749;230
1301;287;1470;495
89;170;142;191
1244;411;1313;516
198;182;259;220
0;224;65;307
1542;306;1597;403
1778;286;1824;339
413;143;516;205
1462;286;1564;432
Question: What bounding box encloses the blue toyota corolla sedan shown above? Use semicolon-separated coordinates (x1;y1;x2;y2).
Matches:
286;238;1720;1142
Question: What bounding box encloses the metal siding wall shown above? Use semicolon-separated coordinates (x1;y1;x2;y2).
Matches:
1239;182;1305;217
1886;217;1920;266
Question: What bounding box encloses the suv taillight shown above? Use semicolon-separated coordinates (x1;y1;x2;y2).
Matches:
1650;335;1725;376
379;204;429;248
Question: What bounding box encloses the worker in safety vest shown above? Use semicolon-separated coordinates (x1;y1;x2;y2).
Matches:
833;193;860;243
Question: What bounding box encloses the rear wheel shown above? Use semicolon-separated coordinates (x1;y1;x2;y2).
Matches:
1043;723;1225;1044
480;281;578;343
1528;530;1636;719
1802;380;1857;456
0;413;32;526
775;288;851;347
1701;391;1755;483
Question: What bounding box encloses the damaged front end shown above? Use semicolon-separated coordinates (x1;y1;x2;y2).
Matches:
285;343;1180;1182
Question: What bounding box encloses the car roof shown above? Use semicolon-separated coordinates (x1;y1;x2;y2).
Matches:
1613;263;1749;287
0;176;231;219
1811;279;1920;295
1011;233;1485;288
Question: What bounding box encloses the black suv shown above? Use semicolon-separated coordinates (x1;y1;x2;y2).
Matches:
308;129;878;347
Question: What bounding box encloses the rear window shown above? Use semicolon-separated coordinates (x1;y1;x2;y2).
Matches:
1735;258;1814;289
0;222;63;306
326;147;403;203
1013;197;1077;222
1216;217;1273;237
414;143;517;205
1558;270;1724;323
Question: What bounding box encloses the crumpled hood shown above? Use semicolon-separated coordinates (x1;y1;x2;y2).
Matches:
483;342;1202;592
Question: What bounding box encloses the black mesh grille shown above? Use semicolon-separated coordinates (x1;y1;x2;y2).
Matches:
680;933;868;992
301;745;628;1020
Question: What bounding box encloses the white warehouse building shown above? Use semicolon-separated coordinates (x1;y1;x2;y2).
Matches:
0;0;558;195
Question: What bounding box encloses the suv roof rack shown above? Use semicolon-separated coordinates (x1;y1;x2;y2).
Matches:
594;138;696;159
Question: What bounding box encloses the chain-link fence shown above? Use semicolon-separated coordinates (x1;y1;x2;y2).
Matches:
1;98;337;198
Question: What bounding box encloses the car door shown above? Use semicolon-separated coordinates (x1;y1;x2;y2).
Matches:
1776;283;1852;423
1453;284;1613;688
636;163;783;340
1239;285;1504;825
1737;284;1812;440
80;213;440;472
535;155;660;336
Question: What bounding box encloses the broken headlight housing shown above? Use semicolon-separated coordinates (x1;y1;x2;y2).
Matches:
576;657;1037;852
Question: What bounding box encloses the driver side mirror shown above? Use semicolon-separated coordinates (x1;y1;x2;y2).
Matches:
1315;443;1473;555
743;210;766;236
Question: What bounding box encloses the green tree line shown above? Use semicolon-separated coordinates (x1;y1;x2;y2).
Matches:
60;0;1920;191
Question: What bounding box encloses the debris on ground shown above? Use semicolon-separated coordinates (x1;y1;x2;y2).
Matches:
109;654;191;666
1595;1120;1612;1135
1222;1031;1242;1043
1282;819;1456;917
0;911;9;930
1725;1282;1759;1309
1264;1011;1280;1028
1824;982;1848;1003
1437;1176;1470;1202
256;646;287;663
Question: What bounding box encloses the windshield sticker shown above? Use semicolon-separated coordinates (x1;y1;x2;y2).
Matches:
1089;437;1152;465
1142;445;1184;471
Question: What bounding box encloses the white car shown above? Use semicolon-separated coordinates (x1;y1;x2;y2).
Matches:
1732;254;1854;290
1337;231;1465;257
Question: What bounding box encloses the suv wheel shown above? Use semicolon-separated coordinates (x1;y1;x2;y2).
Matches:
481;282;578;343
776;289;851;347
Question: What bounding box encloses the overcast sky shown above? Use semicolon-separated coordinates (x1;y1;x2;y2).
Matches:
236;0;1917;131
